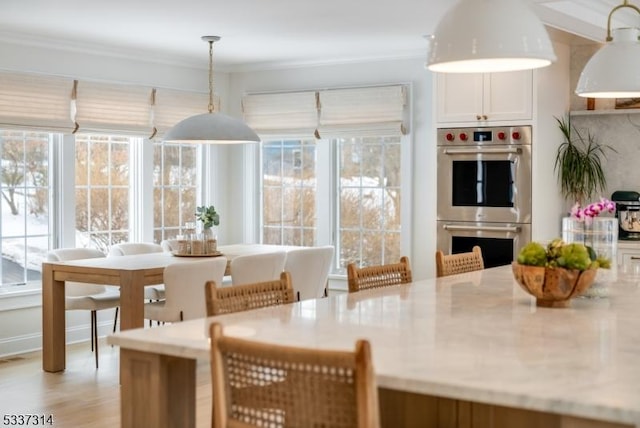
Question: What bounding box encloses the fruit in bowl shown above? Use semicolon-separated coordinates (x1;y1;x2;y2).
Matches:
512;239;605;308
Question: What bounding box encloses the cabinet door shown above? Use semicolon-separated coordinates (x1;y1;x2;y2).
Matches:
483;70;532;121
619;250;640;275
436;73;483;123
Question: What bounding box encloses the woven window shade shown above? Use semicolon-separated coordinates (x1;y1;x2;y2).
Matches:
153;88;219;139
318;85;407;138
0;71;75;132
74;81;153;135
242;91;318;138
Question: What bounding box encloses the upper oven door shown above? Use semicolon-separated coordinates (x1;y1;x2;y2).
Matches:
437;141;531;223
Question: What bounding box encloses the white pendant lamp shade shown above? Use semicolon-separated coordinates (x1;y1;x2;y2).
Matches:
163;112;259;144
427;0;556;73
163;35;259;144
576;27;640;98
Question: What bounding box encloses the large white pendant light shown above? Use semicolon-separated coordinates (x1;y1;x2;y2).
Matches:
576;1;640;98
426;0;556;73
163;36;259;144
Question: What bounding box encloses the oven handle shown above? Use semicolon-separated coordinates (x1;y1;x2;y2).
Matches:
443;147;522;155
443;224;522;233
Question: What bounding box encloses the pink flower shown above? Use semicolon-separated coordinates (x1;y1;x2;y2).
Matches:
570;198;616;222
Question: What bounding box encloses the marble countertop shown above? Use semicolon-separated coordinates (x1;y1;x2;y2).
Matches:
108;265;640;426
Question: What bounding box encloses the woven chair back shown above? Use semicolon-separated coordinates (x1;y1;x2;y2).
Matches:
209;322;380;428
346;256;412;293
435;246;485;278
205;271;295;316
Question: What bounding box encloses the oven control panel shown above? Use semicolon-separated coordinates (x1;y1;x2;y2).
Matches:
437;126;531;146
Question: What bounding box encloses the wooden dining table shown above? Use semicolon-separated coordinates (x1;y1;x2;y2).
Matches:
41;244;301;372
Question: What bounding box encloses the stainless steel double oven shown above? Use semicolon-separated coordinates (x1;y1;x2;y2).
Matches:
436;126;532;268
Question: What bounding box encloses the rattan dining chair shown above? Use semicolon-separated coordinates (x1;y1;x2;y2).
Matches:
209;321;380;428
346;256;412;293
205;271;295;316
435;246;485;278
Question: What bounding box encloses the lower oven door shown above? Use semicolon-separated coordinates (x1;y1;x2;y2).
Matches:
437;221;531;268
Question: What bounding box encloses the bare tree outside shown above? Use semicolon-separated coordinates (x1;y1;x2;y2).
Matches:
0;130;50;287
75;134;130;253
153;142;198;242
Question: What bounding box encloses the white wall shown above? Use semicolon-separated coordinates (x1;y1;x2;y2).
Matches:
531;41;572;241
225;57;436;280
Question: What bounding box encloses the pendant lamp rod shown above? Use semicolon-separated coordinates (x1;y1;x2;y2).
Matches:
605;1;640;41
202;35;220;114
162;35;259;144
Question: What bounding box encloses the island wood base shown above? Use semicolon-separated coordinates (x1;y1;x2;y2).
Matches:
119;348;633;428
379;388;633;428
120;349;196;428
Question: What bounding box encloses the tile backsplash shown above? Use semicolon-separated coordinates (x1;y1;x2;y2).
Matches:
570;114;640;199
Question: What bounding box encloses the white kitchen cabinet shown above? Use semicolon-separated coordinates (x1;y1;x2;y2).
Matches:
436;70;533;124
617;241;640;274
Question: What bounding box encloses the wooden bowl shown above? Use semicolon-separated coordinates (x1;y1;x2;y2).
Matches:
511;261;597;308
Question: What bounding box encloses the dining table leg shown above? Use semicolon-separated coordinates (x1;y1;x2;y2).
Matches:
118;270;146;331
120;348;196;428
42;263;66;372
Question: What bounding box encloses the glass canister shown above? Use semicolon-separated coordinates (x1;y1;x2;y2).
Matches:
562;216;618;297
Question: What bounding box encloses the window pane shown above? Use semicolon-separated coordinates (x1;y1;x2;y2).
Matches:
75;133;132;252
0;130;52;288
261;139;317;246
336;136;402;273
152;141;198;241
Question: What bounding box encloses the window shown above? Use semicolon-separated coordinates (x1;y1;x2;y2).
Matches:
153;141;198;242
337;136;401;273
261;134;403;275
253;85;408;276
0;130;53;287
262;139;317;246
75;133;131;252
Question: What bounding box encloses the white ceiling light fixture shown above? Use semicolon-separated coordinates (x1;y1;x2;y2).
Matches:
426;0;556;73
163;36;259;144
576;1;640;98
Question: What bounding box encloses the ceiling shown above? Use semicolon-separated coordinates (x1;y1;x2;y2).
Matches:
0;0;634;71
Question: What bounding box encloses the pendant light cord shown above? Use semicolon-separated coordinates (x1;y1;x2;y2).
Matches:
208;39;215;114
606;0;640;41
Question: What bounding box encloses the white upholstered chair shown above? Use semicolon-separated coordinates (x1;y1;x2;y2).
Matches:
230;251;287;286
108;242;165;300
46;248;120;369
144;257;227;323
160;239;178;253
284;246;334;301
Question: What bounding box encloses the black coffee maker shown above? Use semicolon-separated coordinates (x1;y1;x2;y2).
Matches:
611;190;640;240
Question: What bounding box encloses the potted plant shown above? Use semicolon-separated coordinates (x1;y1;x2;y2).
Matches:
554;114;615;206
195;205;220;229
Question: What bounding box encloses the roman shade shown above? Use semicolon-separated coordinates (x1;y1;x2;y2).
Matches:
153;88;219;139
317;85;407;137
242;91;318;138
0;71;75;132
73;80;153;135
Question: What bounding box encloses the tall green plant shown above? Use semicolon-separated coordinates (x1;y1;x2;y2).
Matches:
554;115;614;205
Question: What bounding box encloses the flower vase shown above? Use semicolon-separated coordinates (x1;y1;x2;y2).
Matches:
203;227;217;254
561;217;617;298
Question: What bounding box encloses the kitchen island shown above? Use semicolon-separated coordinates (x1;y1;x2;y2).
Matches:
108;265;640;428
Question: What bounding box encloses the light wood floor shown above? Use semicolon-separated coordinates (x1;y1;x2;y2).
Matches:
0;340;213;428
